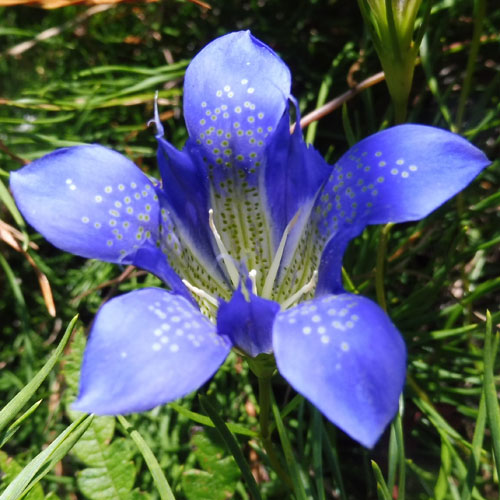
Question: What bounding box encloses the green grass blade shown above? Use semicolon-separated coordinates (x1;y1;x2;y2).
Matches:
0;400;42;448
460;391;487;500
371;460;392;500
270;392;308;500
0;414;93;500
169;402;258;437
0;315;78;434
198;394;262;500
117;415;176;500
483;311;500;481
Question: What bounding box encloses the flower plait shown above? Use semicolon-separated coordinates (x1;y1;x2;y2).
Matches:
11;31;489;448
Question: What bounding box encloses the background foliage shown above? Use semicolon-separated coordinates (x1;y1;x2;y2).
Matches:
0;0;499;498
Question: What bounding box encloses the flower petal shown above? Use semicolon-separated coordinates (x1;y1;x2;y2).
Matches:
265;107;332;237
182;31;293;279
315;124;490;238
184;30;291;174
217;288;280;357
273;293;406;448
314;124;490;295
73;288;231;414
11;145;161;265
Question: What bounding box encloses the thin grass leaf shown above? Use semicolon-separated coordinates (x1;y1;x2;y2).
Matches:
198;394;262;500
460;391;487;500
0;315;78;434
0;414;93;500
371;460;392;500
312;409;325;500
270;391;309;500
117;415;176;500
169;402;258;437
0;400;42;448
483;311;500;482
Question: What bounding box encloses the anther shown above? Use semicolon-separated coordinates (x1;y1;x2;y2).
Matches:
248;269;258;295
182;279;219;307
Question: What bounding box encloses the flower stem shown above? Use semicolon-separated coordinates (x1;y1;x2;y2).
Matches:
375;222;394;313
257;375;294;490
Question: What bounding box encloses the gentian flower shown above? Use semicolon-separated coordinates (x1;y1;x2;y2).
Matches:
10;31;489;448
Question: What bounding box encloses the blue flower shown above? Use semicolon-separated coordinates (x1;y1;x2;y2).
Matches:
10;31;489;448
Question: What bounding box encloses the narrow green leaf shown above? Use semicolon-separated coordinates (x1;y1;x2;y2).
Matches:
312;409;325;500
118;415;176;500
0;400;42;448
483;311;500;482
0;315;78;434
270;392;308;500
371;460;392;500
169;402;257;437
198;395;262;500
460;391;487;500
321;424;347;500
0;414;93;500
434;435;451;500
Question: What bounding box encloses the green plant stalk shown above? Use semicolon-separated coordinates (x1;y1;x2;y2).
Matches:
375;223;393;312
270;389;309;500
258;375;293;490
375;223;406;498
199;394;262;500
455;0;487;131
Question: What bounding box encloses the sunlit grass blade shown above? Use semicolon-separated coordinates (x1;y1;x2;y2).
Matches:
199;394;262;500
0;315;78;434
270;390;309;500
0;400;42;448
0;414;93;500
117;415;176;500
169;401;258;437
460;391;487;500
483;311;500;482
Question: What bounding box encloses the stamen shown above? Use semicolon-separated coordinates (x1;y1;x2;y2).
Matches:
262;210;300;299
147;90;165;137
209;208;240;288
281;270;318;310
248;269;258;295
182;279;219;307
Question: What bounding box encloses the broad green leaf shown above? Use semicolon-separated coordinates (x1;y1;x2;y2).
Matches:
71;416;116;467
76;438;136;500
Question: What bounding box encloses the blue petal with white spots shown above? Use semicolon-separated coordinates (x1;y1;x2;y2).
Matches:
315;124;490;238
217;288;280;357
314;124;490;295
183;30;294;283
273;293;406;448
184;30;291;179
10;145;161;265
73;288;231;415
